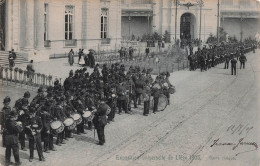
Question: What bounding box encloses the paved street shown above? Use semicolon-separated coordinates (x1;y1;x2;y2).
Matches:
0;50;259;166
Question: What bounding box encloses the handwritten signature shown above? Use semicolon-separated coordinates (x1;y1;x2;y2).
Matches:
210;138;258;150
210;123;258;156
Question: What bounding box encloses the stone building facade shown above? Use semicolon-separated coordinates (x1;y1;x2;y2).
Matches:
220;0;260;41
3;0;121;61
0;0;259;61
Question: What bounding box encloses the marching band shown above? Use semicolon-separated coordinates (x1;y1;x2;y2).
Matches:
1;62;175;165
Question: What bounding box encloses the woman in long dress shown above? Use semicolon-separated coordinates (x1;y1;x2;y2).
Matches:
68;49;74;66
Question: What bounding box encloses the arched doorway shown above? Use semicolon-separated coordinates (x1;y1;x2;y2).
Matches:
180;13;197;43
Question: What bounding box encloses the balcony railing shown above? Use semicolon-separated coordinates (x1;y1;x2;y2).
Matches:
101;38;111;45
65;39;77;47
44;40;51;47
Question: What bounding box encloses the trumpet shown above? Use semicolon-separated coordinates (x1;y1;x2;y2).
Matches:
14;121;23;132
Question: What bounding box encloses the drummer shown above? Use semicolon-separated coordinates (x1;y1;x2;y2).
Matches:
53;98;66;146
151;76;162;113
63;94;76;139
26;107;45;162
160;72;171;105
72;93;86;135
40;100;56;153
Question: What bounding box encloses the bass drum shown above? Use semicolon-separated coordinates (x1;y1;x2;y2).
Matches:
150;94;168;111
50;120;64;135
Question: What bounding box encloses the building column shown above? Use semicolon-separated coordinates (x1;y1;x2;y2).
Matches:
35;0;44;49
12;0;20;51
153;0;160;33
24;0;34;50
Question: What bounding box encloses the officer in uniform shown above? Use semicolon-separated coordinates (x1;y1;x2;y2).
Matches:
93;100;109;145
1;96;12;147
26;107;45;162
4;111;22;166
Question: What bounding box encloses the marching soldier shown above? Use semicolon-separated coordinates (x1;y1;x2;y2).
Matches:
26;107;45;162
4;111;22;166
15;91;31;151
72;94;86;134
106;87;117;122
53;98;66;145
1;96;12;147
117;82;129;114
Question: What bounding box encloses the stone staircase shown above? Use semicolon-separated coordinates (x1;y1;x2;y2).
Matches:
0;51;28;66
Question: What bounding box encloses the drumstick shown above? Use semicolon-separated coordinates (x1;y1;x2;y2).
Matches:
94;128;96;140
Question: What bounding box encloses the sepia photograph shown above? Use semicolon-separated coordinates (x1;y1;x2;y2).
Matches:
0;0;259;165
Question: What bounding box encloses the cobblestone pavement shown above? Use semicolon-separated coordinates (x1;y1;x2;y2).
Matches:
0;50;259;166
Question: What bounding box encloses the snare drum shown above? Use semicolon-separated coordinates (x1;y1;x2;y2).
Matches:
63;118;76;130
168;86;176;94
71;113;82;125
82;111;92;121
50;120;64;134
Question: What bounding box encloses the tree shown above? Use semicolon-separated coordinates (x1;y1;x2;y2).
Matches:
163;30;171;43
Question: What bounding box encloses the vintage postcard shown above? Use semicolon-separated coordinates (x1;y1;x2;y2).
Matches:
0;0;259;166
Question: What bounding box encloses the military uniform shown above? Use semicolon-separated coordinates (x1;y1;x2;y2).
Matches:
26;108;45;162
93;101;109;145
106;88;117;122
15;91;30;151
1;97;12;147
117;83;128;114
4;111;22;166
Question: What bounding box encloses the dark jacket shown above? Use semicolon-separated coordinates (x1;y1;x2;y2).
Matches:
93;102;109;127
4;119;21;145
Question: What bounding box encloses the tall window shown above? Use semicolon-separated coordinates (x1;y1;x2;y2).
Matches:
44;3;48;41
65;5;74;40
101;8;108;39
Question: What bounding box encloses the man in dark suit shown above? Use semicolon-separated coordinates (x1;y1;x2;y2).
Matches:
239;54;247;69
231;57;237;75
